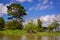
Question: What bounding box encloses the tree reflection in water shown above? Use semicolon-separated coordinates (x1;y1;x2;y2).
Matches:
0;34;60;40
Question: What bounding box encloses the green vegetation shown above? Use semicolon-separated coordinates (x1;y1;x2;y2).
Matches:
35;32;60;36
47;20;59;32
0;3;60;36
0;30;60;36
7;3;27;29
0;17;5;30
37;19;43;32
4;20;21;30
24;21;38;33
0;30;26;36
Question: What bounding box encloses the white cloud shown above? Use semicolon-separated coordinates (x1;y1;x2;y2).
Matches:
29;0;53;11
16;0;33;3
39;5;49;10
0;3;7;17
39;0;41;2
23;14;60;27
27;0;32;2
42;0;48;4
40;15;55;22
40;14;60;26
55;15;60;22
16;0;26;2
50;1;53;5
29;7;33;11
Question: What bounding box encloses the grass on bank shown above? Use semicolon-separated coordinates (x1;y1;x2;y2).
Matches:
0;30;27;36
35;32;60;36
0;30;60;36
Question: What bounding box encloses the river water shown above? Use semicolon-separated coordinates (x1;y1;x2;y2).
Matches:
0;34;60;40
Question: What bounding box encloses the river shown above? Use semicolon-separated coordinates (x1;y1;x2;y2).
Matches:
0;34;60;40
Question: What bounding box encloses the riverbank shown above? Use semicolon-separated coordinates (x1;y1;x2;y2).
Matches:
0;30;60;36
35;32;60;36
0;30;27;36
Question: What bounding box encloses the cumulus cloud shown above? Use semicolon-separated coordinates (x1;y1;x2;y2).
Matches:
40;15;56;22
39;14;60;26
40;15;56;26
42;0;48;4
40;14;60;26
29;7;33;11
16;0;33;3
23;14;60;27
27;0;32;2
0;3;7;17
16;0;26;2
29;0;53;11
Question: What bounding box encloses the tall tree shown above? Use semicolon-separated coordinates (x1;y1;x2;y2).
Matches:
7;3;27;29
37;19;42;31
37;19;42;28
7;3;27;20
0;17;4;30
52;20;59;31
48;20;59;32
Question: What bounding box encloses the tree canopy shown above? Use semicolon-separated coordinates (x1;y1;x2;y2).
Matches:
7;3;27;20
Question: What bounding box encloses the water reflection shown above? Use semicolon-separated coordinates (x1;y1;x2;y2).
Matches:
49;36;60;40
41;36;48;40
0;34;60;40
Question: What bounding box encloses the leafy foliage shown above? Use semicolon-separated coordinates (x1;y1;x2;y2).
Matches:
7;3;27;29
7;3;27;20
47;20;59;32
47;25;54;32
5;20;21;30
24;21;38;33
0;17;4;30
37;19;43;31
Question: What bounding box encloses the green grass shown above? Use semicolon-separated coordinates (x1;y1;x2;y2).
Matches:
0;30;27;36
0;30;60;36
35;32;60;36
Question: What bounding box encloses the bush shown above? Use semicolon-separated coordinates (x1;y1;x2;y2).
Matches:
24;21;38;33
4;20;21;30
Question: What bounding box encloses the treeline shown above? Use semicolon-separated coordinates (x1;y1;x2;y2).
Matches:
0;3;60;33
24;19;60;33
0;17;60;33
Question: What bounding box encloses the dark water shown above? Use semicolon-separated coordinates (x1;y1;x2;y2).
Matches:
0;34;60;40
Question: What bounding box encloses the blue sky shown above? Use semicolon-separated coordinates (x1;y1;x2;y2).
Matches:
0;0;60;21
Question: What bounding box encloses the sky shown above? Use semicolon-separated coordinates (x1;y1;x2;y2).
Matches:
0;0;60;23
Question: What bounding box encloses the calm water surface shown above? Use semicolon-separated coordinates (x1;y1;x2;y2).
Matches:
0;34;60;40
